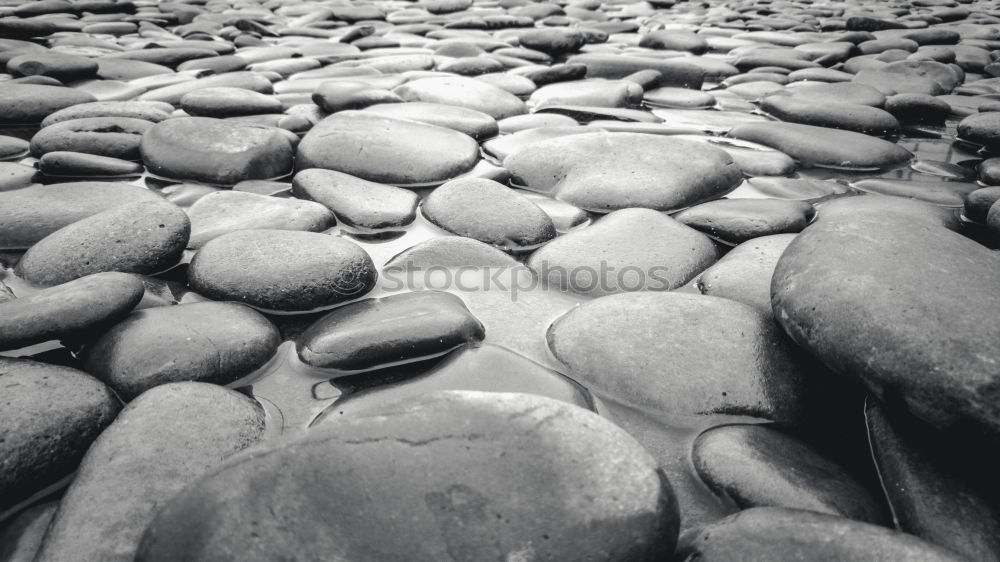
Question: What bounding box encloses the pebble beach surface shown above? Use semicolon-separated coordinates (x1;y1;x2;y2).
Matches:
1;0;1000;560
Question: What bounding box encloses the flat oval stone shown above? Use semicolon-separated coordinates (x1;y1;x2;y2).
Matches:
0;272;144;351
134;391;678;562
29;117;152;160
361;101;499;140
518;27;586;55
505;132;743;212
179;87;283;117
677;508;962;561
850;178;978;207
422;178;556;250
728;122;912;170
0;182;164;250
188;230;377;312
38;151;145;178
867;401;1000;561
742;177;848;200
771;211;1000;436
296;111;481;187
40;100;173;127
81;302;280;400
693;425;885;523
673;199;814;244
311;81;403;113
392;76;528;119
141;117;294;186
782;82;887;107
33;383;265;562
296;291;486;373
0;135;30;160
186;190;336;248
760;95;901;136
528;208;719;297
292;168;418;230
529;79;644;109
7;53;98;82
643;86;717;109
15;200;190;287
0;357;120;513
965;186;1000;222
957;111;1000;150
696;234;796;314
567;53;704;88
0;83;96;124
547;292;813;424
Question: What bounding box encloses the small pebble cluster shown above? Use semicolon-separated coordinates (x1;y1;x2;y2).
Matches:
1;0;1000;560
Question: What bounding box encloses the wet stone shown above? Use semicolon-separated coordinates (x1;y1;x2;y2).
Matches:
0;84;96;125
141;117;294;186
33;383;265;562
188;229;377;312
179;87;283;117
728;121;912;170
361;102;499;140
965;186;1000;222
40;101;173;127
772;209;1000;437
693;425;885;523
0;136;30;160
0;272;144;351
296;111;481;187
529;208;719;297
673;199;814;244
547;291;813;424
293;168;418;230
849;178;979;207
15;199;190;287
82;302;280;400
311;81;403;113
677;508;962;562
30;117;151;161
38;151;145;178
186;190;335;248
134;391;678;562
0;357;120;514
422;178;556;251
696;233;797;314
0;162;37;191
505;132;742;212
0;182;164;250
7;53;98;82
392;75;528;119
384;237;521;270
296;291;486;373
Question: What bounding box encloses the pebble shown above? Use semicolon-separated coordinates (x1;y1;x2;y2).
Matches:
505;132;742;212
422;178;556;251
0;357;120;514
529;208;719;296
0;135;30;160
0;272;144;351
311;81;403;113
81;302;280;400
693;425;885;522
0;182;164;250
296;291;486;373
673;199;814;244
29;117;151;160
392;75;528;119
188;229;377;311
547;292;812;424
179;87;283;117
33;383;265;562
185;190;335;248
771;210;1000;436
677;507;963;561
296;111;480;186
957;111;1000;150
0;84;96;124
38;151;145;178
39;101;172;127
696;233;797;314
760;95;901;136
15;200;190;287
849;178;978;207
293;168;418;230
728;121;912;170
965;186;1000;222
7;53;98;82
140;117;294;186
134;391;678;562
